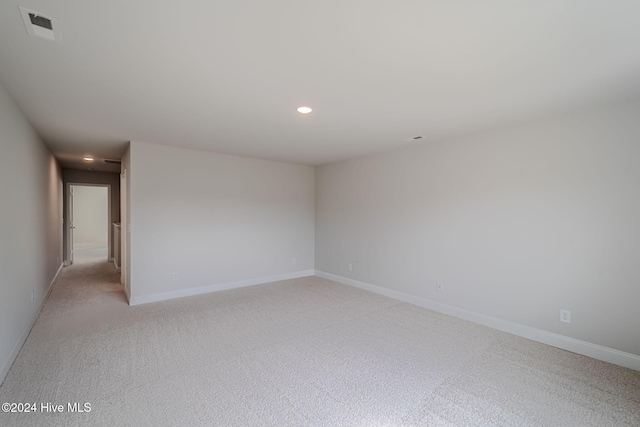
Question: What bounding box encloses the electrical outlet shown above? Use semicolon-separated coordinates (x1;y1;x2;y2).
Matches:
436;281;443;292
348;263;353;271
173;272;179;281
560;309;571;324
292;258;297;266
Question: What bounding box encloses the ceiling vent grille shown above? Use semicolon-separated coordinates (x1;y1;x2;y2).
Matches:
103;159;122;165
29;14;52;30
19;7;61;42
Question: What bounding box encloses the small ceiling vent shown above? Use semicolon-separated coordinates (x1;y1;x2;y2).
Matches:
103;159;122;165
19;7;61;42
29;14;52;30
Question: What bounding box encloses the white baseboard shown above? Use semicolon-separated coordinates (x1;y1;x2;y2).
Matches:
129;270;316;306
1;263;64;385
315;270;640;372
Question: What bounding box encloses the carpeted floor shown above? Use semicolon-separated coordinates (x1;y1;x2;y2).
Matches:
1;256;639;426
71;246;108;264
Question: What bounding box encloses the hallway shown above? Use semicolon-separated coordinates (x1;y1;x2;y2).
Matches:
0;254;126;426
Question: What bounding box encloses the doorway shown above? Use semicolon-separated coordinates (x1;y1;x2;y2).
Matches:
67;184;110;265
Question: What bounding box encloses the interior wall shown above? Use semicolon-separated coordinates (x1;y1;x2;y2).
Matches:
121;145;131;299
315;100;640;357
63;169;120;261
128;141;315;300
0;82;63;384
72;185;109;249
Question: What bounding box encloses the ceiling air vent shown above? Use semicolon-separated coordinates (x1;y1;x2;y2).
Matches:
103;159;122;165
19;7;61;42
29;14;52;30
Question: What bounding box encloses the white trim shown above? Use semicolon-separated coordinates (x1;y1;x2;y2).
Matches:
314;270;640;372
65;182;112;266
111;256;120;269
129;270;315;306
1;263;63;385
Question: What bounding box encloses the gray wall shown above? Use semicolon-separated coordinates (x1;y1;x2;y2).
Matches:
0;82;63;383
127;141;315;302
315;100;640;358
63;169;120;261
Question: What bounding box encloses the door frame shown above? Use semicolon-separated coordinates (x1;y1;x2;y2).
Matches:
65;182;112;265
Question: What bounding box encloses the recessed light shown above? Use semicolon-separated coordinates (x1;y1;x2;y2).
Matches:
83;157;94;162
297;106;312;114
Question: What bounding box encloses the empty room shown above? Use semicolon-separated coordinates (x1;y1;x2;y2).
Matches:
0;1;639;426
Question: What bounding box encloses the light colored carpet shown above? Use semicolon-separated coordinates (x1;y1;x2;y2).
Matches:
72;247;108;265
0;260;638;426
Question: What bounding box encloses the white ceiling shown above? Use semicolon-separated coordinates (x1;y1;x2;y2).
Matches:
1;1;640;172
